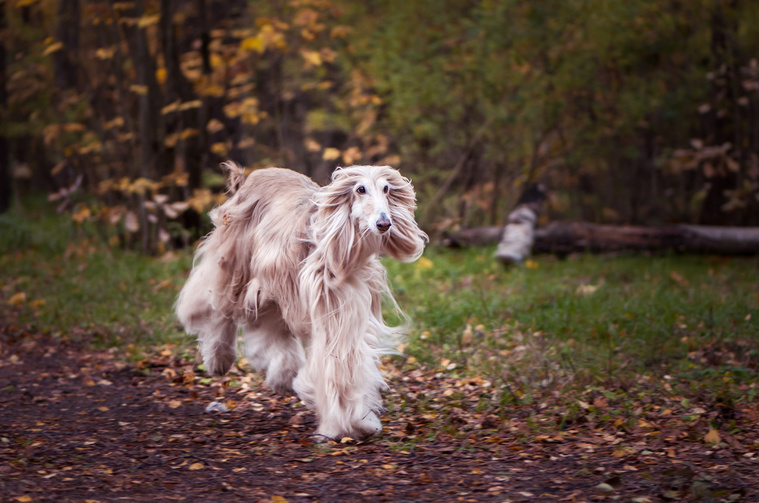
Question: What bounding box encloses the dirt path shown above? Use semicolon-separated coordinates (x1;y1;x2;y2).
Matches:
1;325;757;502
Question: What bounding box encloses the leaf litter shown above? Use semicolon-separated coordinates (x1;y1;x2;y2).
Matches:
1;323;757;502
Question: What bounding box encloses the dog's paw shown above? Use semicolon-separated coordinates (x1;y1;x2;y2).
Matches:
314;412;382;441
355;411;382;438
265;366;299;396
203;350;236;376
265;377;295;396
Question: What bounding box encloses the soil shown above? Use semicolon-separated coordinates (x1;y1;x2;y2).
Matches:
1;324;757;503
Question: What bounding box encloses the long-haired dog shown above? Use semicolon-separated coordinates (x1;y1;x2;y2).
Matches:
176;162;427;440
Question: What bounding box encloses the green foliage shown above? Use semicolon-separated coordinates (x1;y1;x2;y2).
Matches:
5;0;759;233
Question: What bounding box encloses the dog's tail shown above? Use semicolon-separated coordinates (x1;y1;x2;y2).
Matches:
220;160;246;195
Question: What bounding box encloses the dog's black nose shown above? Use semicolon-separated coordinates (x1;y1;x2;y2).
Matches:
376;215;392;233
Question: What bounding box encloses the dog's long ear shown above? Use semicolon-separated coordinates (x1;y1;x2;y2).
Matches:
220;160;246;195
311;169;362;281
381;168;428;262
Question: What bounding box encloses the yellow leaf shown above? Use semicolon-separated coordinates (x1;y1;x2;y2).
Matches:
342;146;362;165
63;123;86;133
211;142;229;157
180;128;199;140
206;119;224;134
240;37;265;54
242;113;261;126
414;256;433;270
188;462;204;470
98;407;109;412
238;138;255;149
704;428;721;445
223;102;242;119
525;259;539;269
43;42;63;56
161;101;180;115
168;400;182;409
137;14;160;28
322;148;341;161
130;84;148;96
155;67;167;85
15;496;33;502
330;25;352;38
270;497;289;503
179;100;202;111
29;299;46;308
8;292;27;306
300;49;322;67
96;47;115;60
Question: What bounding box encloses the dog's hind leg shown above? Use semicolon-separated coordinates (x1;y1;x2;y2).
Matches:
242;307;305;395
181;307;238;376
198;317;238;376
176;254;240;376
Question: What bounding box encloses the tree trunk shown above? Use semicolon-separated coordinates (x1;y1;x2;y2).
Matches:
445;222;759;256
161;0;205;187
0;0;9;213
54;0;79;91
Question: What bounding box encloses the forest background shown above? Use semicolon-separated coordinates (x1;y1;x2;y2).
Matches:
1;0;759;252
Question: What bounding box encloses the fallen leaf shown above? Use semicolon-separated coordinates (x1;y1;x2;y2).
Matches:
576;284;599;295
596;482;615;493
188;462;204;470
168;400;182;409
7;292;27;306
182;369;196;385
704;428;721;445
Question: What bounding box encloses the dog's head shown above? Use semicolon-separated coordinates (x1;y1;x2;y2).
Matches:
314;166;428;276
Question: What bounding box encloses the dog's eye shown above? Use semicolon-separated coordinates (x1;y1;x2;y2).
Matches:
356;185;366;195
383;185;389;194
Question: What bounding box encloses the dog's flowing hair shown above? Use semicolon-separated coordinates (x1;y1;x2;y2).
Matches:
176;163;427;439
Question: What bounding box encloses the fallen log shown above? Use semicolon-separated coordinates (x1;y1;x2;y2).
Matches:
443;222;759;256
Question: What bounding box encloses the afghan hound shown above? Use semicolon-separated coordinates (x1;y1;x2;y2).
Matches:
175;162;427;440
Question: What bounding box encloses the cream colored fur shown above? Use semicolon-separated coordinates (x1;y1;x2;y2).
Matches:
175;163;427;440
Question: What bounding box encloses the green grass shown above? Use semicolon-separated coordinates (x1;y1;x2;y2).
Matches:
383;245;759;424
0;197;193;354
2;197;759;426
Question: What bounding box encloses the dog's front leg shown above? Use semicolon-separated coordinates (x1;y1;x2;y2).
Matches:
294;295;383;440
